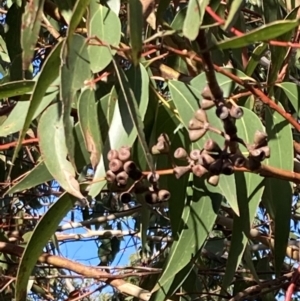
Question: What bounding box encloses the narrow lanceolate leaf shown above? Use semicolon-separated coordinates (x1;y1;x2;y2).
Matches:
113;62;154;172
0;80;35;99
276;82;300;116
38;103;85;201
88;66;149;198
150;178;222;300
15;193;77;301
60;34;92;169
21;0;45;72
224;0;244;31
168;80;238;215
0;84;59;137
215;19;299;50
78;87;102;169
223;108;265;288
128;0;143;66
97;86;117;143
5;161;53;195
262;106;293;276
183;0;209;40
10;41;63;166
62;0;90;62
267;7;299;85
88;1;121;73
245;43;267;76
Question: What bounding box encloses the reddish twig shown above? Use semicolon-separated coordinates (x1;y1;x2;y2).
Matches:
0;138;39;151
160;44;300;132
206;6;300;49
285;268;300;301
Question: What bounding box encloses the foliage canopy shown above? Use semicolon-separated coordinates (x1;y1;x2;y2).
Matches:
1;0;300;300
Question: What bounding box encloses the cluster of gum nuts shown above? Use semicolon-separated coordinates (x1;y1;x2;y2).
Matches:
105;145;171;205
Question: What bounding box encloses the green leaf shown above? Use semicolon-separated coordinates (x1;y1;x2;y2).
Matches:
38;102;85;201
10;40;63;166
262;106;293;276
190;68;254;98
62;0;90;62
157;0;172;23
276;82;300;116
88;1;121;73
149;102;189;236
0;80;35;99
224;0;244;31
74;122;91;170
183;0;209;40
128;0;143;66
245;43;267;76
78;87;102;169
88;65;149;198
113;62;154;172
0;83;59;137
267;6;299;85
168;80;238;214
21;0;44;73
97;86;117;143
214;19;299;50
5;161;53;195
15;193;77;301
5;3;23;63
151;178;222;299
222;108;265;288
61;34;92;169
53;0;74;24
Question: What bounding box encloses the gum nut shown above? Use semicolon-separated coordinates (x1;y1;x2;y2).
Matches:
201;85;213;100
189;129;206;142
116;171;129;186
118;146;131;162
253;130;268;148
201;99;215;110
221;161;234;175
156;140;170;153
123;161;143;180
192;164;208;177
207;175;220;186
158;189;171;202
259;146;270;158
174;147;188;160
249;148;265;161
247;157;261;170
109;159;123;173
208;159;223;175
119;192;132;203
204;139;221;153
201;152;216;167
106;170;116;183
216;105;229;120
194;109;208;123
173;165;191;179
147;172;160;183
107;149;119;161
190;149;201;161
229;105;244;119
229;153;246;167
145;191;158;204
157;133;170;144
188;118;203;130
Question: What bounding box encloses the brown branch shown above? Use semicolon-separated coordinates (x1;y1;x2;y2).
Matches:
161;44;300;132
0;138;38;151
0;242;153;301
